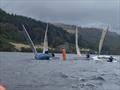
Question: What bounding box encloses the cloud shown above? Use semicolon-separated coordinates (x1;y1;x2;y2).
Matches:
0;0;120;33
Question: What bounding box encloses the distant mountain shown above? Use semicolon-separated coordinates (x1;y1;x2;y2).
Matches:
0;9;120;54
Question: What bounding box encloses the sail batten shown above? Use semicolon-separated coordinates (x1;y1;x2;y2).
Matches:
98;27;108;55
22;25;37;55
75;26;81;56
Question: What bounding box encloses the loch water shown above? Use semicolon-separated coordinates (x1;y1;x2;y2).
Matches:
0;52;120;90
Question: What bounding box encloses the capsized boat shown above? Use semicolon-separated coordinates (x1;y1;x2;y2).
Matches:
92;55;117;62
92;27;117;62
22;24;51;60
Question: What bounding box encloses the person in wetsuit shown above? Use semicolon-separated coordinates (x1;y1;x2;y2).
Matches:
51;53;55;57
108;56;113;62
86;52;90;59
45;51;49;54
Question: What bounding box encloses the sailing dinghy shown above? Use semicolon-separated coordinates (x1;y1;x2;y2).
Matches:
22;24;50;60
92;27;117;62
74;26;92;60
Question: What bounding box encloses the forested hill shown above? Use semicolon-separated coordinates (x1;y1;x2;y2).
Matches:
0;9;120;54
0;9;72;50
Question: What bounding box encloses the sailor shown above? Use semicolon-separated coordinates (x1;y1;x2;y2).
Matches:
52;53;55;57
86;52;90;58
45;51;49;54
108;56;113;62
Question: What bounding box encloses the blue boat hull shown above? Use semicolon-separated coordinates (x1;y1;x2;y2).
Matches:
35;53;50;60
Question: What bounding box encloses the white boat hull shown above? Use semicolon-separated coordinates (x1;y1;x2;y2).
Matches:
92;55;118;62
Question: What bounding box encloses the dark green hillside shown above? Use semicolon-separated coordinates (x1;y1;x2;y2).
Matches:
0;9;74;51
55;24;120;54
0;9;120;54
0;9;71;43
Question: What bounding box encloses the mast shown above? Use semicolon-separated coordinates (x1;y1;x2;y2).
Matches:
98;27;108;55
22;25;37;55
75;26;81;56
43;23;49;54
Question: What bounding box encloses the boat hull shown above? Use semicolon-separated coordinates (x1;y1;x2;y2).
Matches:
92;55;117;62
35;53;50;60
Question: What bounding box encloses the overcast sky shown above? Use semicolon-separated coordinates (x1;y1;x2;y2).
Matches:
0;0;120;33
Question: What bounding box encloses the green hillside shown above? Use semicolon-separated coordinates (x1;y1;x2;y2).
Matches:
54;24;120;54
0;9;120;54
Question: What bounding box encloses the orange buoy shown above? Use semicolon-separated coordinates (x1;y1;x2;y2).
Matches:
62;48;67;61
0;85;6;90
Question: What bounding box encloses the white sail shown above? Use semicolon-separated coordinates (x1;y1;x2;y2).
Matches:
75;26;81;56
98;27;108;55
43;23;49;54
22;25;37;55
